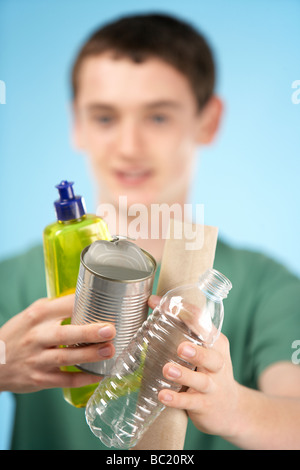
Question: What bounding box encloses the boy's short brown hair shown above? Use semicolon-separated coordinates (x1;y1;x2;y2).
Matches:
71;13;215;110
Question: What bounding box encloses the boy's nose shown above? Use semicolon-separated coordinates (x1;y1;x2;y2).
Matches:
117;120;142;160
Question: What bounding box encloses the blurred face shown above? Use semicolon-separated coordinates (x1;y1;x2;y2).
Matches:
73;53;207;208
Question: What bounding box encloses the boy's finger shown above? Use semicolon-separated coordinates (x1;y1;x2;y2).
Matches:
148;295;161;309
26;294;75;324
43;342;115;367
158;388;203;411
177;342;224;373
39;370;103;389
162;362;212;394
45;322;116;347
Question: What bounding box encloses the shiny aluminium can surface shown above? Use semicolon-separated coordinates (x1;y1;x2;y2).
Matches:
71;238;157;375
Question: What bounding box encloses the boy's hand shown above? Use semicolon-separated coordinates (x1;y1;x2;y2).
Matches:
0;294;116;393
158;333;240;439
148;294;240;437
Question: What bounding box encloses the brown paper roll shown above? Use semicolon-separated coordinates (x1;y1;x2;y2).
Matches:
133;219;218;450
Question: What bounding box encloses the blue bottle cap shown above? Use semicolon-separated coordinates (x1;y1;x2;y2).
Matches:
54;180;86;221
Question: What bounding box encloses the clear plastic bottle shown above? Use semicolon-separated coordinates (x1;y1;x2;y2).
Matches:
85;268;232;449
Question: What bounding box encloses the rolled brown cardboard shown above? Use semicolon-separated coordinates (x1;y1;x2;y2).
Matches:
133;219;218;450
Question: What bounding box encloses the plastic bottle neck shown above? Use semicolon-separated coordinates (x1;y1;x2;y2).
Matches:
198;269;232;302
58;214;86;225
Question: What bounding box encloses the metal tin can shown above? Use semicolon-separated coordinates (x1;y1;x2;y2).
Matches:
71;237;156;375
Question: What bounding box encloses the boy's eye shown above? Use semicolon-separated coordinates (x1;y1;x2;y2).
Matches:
94;115;114;124
150;114;168;124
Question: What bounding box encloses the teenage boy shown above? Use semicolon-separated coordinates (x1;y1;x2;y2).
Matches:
0;13;300;450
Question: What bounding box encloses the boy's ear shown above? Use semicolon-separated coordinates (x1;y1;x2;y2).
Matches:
196;96;223;145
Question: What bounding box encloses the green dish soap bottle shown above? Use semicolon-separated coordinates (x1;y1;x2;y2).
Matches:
43;180;111;407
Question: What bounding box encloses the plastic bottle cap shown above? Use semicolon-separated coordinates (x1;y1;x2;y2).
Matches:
54;180;86;221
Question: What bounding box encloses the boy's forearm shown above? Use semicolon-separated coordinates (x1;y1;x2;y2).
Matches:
227;384;300;450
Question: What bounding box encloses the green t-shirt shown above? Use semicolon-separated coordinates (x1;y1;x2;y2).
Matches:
0;240;299;450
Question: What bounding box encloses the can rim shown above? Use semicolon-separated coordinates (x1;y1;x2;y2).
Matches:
80;241;157;283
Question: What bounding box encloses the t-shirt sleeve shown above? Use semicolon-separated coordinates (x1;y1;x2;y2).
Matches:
0;254;23;326
0;245;46;326
249;257;300;386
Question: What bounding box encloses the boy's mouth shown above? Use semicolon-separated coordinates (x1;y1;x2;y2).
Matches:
114;168;153;186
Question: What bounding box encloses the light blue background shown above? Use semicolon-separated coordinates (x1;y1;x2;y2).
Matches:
0;0;299;450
